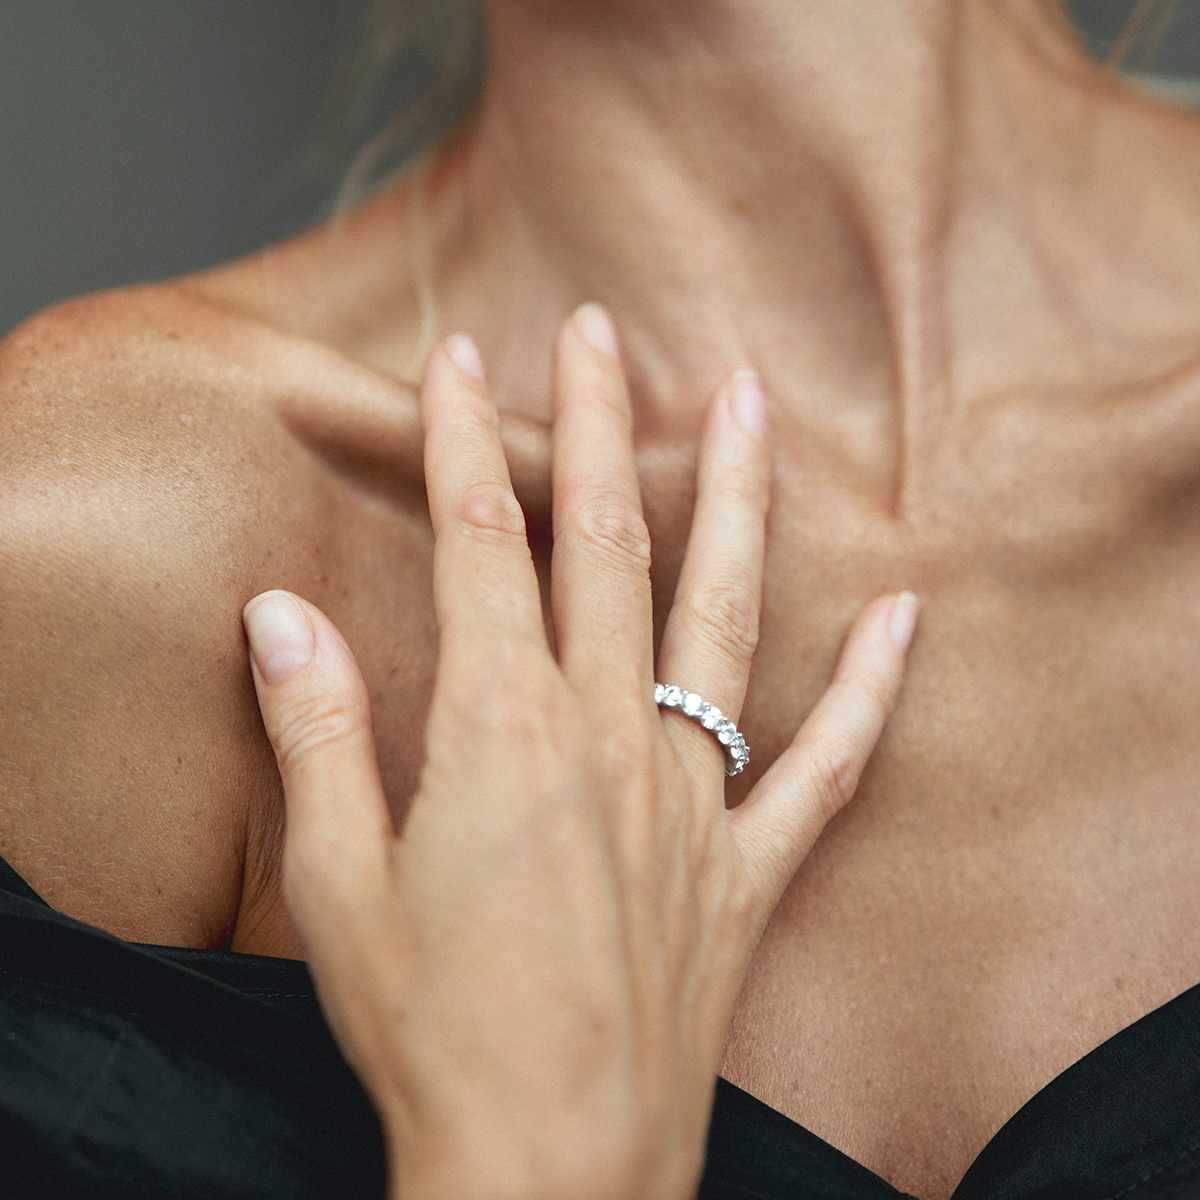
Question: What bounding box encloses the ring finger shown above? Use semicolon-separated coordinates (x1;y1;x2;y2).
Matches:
654;370;771;774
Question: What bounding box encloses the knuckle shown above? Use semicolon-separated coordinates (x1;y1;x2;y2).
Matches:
270;689;371;773
860;668;899;718
563;343;629;415
444;659;570;757
591;371;633;420
804;738;863;823
713;455;769;511
564;488;652;572
602;721;659;787
831;671;897;734
497;680;566;753
468;390;502;429
455;479;527;539
722;874;764;940
673;582;759;668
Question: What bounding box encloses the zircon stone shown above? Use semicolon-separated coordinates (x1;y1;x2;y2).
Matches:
656;683;749;775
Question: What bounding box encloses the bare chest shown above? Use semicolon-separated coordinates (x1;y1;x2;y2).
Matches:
710;421;1200;1197
304;396;1200;1200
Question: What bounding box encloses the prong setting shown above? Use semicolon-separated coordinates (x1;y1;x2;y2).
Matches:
655;684;750;776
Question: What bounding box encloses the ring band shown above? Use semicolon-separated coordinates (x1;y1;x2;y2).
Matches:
655;684;750;776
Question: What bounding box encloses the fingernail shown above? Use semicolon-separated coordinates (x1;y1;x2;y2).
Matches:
729;370;768;439
888;591;920;654
445;333;485;380
244;592;316;684
573;302;619;358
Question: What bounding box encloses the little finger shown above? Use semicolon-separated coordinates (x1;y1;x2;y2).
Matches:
730;591;919;910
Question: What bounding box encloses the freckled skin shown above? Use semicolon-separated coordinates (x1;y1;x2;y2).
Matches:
7;254;1200;1200
7;3;1200;1195
0;289;441;954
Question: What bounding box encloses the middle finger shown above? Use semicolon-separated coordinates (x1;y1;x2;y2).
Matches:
550;304;655;707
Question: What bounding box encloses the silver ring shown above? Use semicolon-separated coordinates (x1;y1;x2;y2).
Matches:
655;684;750;777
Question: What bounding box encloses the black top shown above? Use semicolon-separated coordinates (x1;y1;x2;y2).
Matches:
1;853;1199;1199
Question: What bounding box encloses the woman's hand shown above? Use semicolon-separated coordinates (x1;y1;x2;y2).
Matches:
242;305;917;1200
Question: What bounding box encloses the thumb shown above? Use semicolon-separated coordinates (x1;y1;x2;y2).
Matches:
243;591;392;930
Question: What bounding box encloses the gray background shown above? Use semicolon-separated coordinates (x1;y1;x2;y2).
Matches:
1;0;1198;337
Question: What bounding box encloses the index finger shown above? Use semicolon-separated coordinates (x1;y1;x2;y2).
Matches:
421;335;548;656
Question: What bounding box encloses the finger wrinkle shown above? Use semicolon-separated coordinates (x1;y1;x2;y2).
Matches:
556;500;652;573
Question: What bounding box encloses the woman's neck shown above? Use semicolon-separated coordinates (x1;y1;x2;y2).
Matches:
476;0;968;411
381;0;1200;493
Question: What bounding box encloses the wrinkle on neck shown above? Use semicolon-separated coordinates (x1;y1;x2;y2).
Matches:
380;1;1200;507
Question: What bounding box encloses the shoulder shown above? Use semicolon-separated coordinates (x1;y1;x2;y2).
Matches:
0;283;425;953
0;283;423;660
